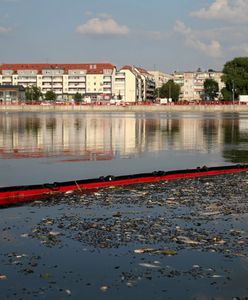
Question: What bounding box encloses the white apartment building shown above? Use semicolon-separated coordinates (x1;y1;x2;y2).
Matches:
0;63;156;103
148;71;172;89
0;63;116;101
135;67;156;101
117;66;155;102
117;66;141;102
172;71;225;101
113;71;126;101
172;72;185;100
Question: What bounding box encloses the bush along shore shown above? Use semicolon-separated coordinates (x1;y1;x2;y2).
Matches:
0;171;248;299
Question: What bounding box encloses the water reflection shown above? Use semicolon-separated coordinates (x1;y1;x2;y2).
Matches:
0;112;247;163
222;118;248;163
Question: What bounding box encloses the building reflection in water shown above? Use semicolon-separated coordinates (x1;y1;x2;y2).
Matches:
0;113;247;162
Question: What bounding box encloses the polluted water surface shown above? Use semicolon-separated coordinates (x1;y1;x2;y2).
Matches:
0;172;248;300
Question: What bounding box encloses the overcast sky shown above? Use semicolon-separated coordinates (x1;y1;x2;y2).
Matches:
0;0;247;73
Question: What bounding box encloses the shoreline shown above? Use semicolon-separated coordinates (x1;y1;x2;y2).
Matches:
0;104;248;113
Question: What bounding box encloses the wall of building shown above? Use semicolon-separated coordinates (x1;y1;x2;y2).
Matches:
0;63;116;101
148;71;172;89
119;69;137;102
172;71;225;101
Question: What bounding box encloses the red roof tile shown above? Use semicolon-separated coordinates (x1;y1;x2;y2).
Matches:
0;63;115;74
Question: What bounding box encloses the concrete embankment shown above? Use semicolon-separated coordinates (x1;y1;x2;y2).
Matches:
1;104;248;113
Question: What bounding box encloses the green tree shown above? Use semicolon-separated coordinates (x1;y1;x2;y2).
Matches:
203;78;219;100
222;57;248;100
220;87;232;101
154;88;159;98
25;86;42;101
45;90;57;101
74;92;82;103
159;80;180;101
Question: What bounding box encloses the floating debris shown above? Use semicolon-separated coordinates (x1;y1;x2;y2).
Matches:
40;273;51;280
48;231;60;236
1;171;248;299
100;286;109;292
160;249;177;256
65;289;72;295
139;263;161;269
134;248;154;254
0;274;7;280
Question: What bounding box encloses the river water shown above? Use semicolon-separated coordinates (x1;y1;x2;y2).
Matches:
1;111;248;300
0;111;247;186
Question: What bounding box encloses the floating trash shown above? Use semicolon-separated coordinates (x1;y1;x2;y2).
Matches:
0;274;7;280
100;286;109;292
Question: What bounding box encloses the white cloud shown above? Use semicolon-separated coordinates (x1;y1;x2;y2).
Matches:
174;21;222;58
191;0;248;23
0;26;12;34
76;16;129;36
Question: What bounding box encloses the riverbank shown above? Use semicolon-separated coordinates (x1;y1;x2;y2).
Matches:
1;104;248;113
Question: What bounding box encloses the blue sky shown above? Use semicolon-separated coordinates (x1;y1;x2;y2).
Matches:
0;0;248;72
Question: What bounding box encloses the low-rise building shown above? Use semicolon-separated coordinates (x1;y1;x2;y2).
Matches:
0;85;25;102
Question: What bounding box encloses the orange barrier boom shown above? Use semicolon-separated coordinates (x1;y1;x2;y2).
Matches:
0;165;247;207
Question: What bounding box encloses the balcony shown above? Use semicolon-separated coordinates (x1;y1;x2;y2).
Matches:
2;77;12;82
103;76;112;82
68;77;86;82
42;83;63;89
17;77;37;82
103;88;112;93
68;83;86;88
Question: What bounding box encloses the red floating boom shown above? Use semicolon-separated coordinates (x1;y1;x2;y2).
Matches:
0;165;247;207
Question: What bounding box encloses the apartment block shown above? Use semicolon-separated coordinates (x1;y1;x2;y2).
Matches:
148;71;172;89
118;66;155;102
0;63;156;103
0;63;116;101
172;71;224;101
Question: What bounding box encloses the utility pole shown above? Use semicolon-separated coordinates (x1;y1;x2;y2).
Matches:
232;80;235;104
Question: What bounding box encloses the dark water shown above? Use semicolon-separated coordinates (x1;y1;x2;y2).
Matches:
1;112;248;300
0;111;247;186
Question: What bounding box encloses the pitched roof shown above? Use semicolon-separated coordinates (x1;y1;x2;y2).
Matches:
121;65;151;76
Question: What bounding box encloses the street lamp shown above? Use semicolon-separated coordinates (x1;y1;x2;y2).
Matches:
232;80;235;104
